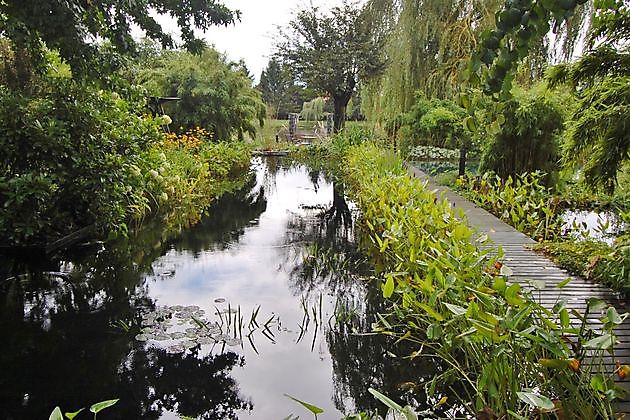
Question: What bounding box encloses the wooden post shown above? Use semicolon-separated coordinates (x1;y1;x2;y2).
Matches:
288;113;299;141
325;113;334;136
459;148;467;177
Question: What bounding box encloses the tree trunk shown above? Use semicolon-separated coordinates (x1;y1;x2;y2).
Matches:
332;93;352;133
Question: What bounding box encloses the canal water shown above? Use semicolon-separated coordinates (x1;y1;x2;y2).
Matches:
0;158;441;419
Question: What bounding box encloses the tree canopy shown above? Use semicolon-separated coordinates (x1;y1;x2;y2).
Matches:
0;0;238;75
136;47;265;141
277;0;384;132
547;0;629;193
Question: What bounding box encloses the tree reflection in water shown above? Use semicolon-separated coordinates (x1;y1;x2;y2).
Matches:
0;174;265;419
118;347;251;419
283;166;464;417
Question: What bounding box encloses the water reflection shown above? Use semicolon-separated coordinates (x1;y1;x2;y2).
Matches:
0;158;450;419
0;173;264;420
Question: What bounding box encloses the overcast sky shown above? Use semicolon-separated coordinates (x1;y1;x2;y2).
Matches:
152;0;352;83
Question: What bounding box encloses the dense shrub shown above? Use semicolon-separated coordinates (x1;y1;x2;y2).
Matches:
456;172;560;241
0;79;163;244
479;89;564;182
137;47;266;140
535;236;630;298
397;97;470;156
0;76;252;245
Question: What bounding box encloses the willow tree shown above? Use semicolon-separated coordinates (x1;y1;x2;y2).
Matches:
362;0;592;122
278;1;385;132
361;0;503;122
547;0;629;193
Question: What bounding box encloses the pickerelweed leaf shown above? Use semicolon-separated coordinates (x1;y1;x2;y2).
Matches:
584;333;614;350
284;394;324;415
516;391;554;410
368;388;403;411
444;302;467;316
382;275;395;299
64;408;85;420
49;407;63;420
89;399;119;414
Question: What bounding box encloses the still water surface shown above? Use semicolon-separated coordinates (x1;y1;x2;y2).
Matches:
0;158;433;419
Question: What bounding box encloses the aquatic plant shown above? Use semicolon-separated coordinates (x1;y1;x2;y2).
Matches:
456;171;561;241
342;143;628;417
49;399;118;420
133;303;280;355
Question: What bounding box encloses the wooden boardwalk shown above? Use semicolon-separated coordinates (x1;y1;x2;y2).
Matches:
407;166;630;414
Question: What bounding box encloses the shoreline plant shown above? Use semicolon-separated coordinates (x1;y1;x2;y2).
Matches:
342;143;627;418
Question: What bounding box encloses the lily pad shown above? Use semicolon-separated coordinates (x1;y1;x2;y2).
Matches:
165;345;185;354
154;334;171;341
214;298;226;304
196;337;215;345
225;338;243;347
135;334;150;342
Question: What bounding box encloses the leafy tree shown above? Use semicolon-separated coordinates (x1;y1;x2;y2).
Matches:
397;97;470;155
0;0;238;76
278;1;384;132
547;0;629;193
258;58;292;119
469;0;592;98
136;47;266;140
479;87;564;182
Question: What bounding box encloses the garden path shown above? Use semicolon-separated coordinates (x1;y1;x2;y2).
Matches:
407;166;630;414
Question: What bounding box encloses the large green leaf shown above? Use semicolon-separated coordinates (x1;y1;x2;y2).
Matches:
606;307;622;325
284;394;324;415
89;399;119;414
516;391;554;410
65;408;85;419
49;407;63;420
368;388;402;411
444;303;467;316
584;333;614;350
382;275;395;299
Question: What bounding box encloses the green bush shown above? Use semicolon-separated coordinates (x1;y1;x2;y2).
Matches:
479;88;564;182
342;143;624;417
136;47;266;140
535;236;630;298
0;79;163;244
397;97;470;156
455;172;560;241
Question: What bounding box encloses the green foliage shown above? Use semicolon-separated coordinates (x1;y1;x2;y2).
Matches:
0;72;252;245
136;47;266;140
469;0;589;97
479;88;564;180
343;143;625;417
0;77;162;244
396;97;470;155
49;398;118;419
300;97;326;121
535;237;630;298
546;1;629;193
278;1;385;132
456;172;560;241
0;0;237;77
361;0;503;122
257;58;304;119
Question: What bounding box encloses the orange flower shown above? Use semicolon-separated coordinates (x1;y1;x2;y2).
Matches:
617;362;630;380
